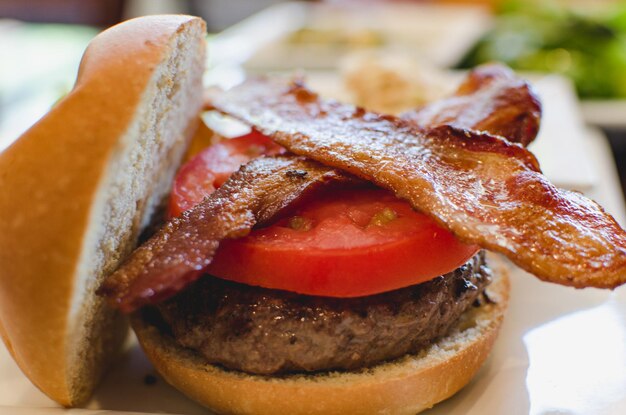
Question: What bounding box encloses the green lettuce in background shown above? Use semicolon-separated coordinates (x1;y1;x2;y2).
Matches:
458;0;626;99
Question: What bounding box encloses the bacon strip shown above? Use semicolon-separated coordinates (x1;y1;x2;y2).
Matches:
208;77;626;290
402;64;541;146
99;156;351;312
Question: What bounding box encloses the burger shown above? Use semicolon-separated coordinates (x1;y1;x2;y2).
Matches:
1;14;625;415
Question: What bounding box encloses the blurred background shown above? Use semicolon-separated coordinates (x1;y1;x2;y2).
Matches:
2;0;626;201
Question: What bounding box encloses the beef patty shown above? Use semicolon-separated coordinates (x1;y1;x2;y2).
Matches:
155;251;491;375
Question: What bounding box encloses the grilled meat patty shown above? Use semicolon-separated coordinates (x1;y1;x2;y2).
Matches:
155;251;491;375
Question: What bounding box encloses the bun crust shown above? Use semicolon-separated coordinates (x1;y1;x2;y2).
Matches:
0;15;206;405
133;259;509;415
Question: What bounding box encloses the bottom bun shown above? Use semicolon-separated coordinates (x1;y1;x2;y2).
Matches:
132;257;509;415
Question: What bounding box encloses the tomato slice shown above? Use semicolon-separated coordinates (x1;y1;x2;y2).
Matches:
168;130;284;218
206;187;479;297
170;131;479;297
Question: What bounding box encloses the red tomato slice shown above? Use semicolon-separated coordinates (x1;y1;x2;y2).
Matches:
206;187;479;297
170;131;479;297
168;130;284;218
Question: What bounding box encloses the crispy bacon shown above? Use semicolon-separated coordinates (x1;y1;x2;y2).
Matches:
402;64;541;146
99;156;352;313
207;76;626;290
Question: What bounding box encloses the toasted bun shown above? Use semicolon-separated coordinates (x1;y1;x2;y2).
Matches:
0;15;206;406
133;258;509;415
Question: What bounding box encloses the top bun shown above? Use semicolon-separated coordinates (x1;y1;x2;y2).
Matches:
0;15;206;406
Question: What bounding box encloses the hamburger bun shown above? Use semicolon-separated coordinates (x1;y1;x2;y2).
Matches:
0;15;206;406
132;257;509;415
